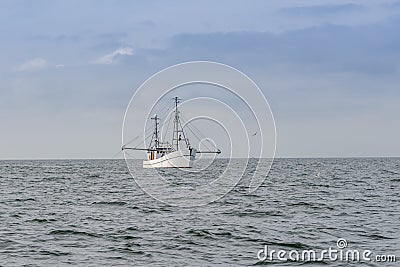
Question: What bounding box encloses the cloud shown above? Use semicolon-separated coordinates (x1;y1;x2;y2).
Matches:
14;58;47;71
382;1;400;10
277;3;367;17
93;47;133;64
161;14;400;75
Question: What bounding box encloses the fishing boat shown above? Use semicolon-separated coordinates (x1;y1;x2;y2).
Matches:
122;97;221;168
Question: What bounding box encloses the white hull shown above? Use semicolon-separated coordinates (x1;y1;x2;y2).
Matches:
143;149;196;168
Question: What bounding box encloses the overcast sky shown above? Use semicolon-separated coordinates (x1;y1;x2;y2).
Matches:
1;0;399;159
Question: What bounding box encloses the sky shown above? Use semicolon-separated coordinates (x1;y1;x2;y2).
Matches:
0;0;399;159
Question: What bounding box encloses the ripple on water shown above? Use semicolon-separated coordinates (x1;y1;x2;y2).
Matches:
49;229;102;238
0;158;399;266
92;201;127;206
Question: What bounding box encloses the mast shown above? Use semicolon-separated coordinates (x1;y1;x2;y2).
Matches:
172;97;180;151
151;114;160;148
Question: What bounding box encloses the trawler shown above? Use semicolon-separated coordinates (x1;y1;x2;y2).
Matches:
122;97;221;168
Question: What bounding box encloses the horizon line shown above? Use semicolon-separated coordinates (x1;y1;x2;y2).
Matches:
0;156;399;161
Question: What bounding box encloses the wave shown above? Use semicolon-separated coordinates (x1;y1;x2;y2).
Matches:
49;229;101;238
92;201;127;206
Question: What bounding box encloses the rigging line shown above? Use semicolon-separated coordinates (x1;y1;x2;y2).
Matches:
133;130;154;147
153;101;173;120
193;130;215;151
115;132;154;159
179;114;206;137
124;104;173;148
180;114;216;150
140;101;174;144
123;123;154;146
124;135;141;146
192;126;217;149
123;102;175;150
162;109;173;142
180;116;215;151
111;149;123;159
180;118;201;143
179;116;200;140
128;131;154;149
187;125;213;151
156;102;171;115
158;105;172;117
178;118;190;148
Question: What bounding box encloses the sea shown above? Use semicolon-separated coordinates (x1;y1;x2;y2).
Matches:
0;158;399;266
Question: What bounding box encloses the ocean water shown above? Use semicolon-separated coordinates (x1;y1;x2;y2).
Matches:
0;158;399;266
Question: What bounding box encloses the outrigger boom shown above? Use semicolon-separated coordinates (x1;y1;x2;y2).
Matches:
121;146;158;152
122;145;221;154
